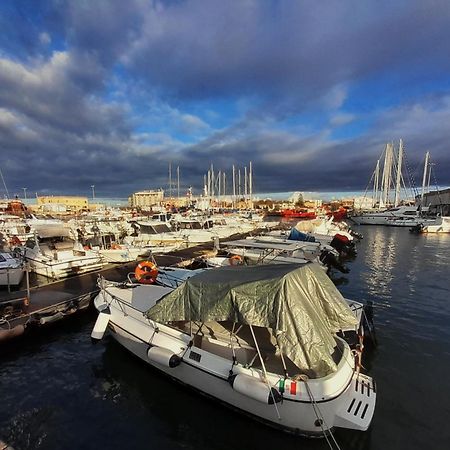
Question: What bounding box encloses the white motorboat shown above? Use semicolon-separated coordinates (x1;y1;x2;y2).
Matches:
23;227;104;279
92;263;376;437
294;217;355;242
94;245;143;263
418;215;450;233
124;221;185;247
0;251;24;286
351;206;427;226
0;215;34;247
221;237;349;273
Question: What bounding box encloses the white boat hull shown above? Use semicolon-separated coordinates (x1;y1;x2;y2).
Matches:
26;257;104;279
93;282;376;436
107;319;374;435
0;267;24;286
97;248;142;263
421;217;450;233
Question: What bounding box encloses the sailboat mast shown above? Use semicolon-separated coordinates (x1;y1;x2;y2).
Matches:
210;164;214;199
232;165;236;208
373;159;380;208
238;169;241;199
177;166;180;199
421;151;430;206
381;143;390;207
244;166;248;199
168;162;172;199
0;166;10;199
249;161;253;209
394;139;403;207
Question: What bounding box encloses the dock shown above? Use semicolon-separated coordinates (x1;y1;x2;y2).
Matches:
0;228;277;344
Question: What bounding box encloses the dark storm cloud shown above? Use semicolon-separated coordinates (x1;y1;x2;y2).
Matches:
121;1;450;103
1;0;450;197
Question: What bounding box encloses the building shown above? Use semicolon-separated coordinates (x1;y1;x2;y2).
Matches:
353;196;375;211
36;196;89;212
129;189;164;208
417;188;450;206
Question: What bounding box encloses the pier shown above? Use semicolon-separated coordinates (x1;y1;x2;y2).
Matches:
1;227;279;344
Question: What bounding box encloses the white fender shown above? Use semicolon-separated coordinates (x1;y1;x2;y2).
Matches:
39;312;64;325
147;346;181;368
230;373;282;405
91;308;111;340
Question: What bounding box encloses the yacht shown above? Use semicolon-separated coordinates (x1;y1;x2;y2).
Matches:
23;227;104;279
351;206;422;226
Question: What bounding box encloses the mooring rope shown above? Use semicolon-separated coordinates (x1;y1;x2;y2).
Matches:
298;375;342;450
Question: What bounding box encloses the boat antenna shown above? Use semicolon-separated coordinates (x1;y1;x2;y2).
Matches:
0;166;10;199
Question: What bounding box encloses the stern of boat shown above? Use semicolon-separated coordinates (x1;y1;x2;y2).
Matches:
334;372;376;431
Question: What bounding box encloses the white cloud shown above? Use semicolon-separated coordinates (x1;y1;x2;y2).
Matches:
330;113;355;126
39;32;51;46
180;114;209;133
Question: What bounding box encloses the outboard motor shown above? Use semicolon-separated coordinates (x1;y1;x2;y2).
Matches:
409;223;423;234
319;250;350;274
350;229;363;240
330;234;357;257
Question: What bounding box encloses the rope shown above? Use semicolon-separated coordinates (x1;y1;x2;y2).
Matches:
402;149;419;199
299;375;342;450
430;165;443;206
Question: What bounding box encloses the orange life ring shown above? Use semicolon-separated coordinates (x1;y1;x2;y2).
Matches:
111;243;122;250
229;255;243;266
135;261;159;284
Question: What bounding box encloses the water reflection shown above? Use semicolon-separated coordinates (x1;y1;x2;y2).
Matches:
364;228;397;300
2;227;450;450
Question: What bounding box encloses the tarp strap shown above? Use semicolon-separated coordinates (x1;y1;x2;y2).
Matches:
230;322;237;367
275;332;289;379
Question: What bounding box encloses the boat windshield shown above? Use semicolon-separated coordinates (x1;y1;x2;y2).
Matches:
140;224;171;234
179;221;202;230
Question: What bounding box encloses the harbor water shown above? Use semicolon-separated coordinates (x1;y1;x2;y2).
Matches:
1;226;450;449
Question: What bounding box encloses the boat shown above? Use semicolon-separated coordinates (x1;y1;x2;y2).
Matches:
351;205;423;226
412;204;450;233
92;263;376;437
22;226;104;279
353;142;438;227
0;251;24;286
221;237;349;273
280;209;316;219
267;220;359;258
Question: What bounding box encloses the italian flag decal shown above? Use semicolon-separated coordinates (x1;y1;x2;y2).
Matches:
290;381;297;395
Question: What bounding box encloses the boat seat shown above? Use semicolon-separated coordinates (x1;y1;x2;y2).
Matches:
39;244;54;256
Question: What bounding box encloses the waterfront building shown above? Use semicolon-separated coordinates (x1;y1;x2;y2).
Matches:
36;195;89;212
129;189;164;208
417;187;450;206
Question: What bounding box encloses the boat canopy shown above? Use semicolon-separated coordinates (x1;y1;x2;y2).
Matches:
34;225;71;239
146;263;358;377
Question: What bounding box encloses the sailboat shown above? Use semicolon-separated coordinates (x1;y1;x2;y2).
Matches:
352;140;432;226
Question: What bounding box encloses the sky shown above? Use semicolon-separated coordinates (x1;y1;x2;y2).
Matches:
1;0;450;198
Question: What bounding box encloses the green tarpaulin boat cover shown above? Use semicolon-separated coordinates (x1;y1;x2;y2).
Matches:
146;263;358;376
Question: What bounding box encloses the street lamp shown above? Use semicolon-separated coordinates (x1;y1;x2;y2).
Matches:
22;187;27;199
91;185;95;201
